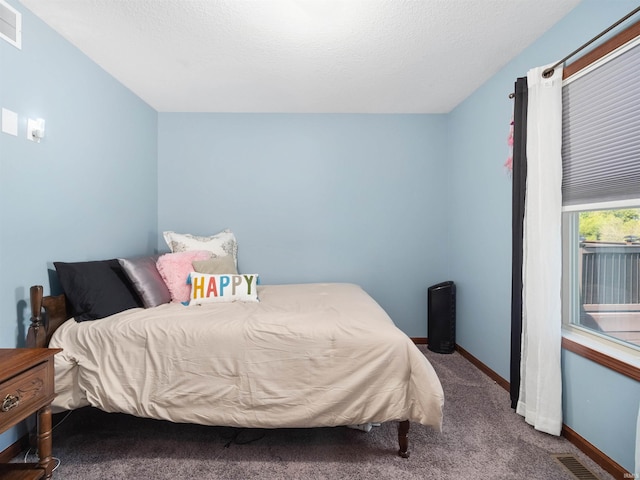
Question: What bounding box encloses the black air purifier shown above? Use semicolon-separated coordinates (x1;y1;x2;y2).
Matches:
427;281;456;354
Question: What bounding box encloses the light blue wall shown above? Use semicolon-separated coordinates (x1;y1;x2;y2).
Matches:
158;113;450;336
0;0;158;451
562;350;640;472
448;0;639;472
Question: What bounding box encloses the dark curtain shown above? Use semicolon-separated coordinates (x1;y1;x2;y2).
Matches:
510;77;528;409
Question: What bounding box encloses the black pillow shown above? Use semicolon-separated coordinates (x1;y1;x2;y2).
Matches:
54;259;143;322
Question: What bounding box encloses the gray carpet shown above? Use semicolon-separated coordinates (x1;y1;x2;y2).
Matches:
15;346;613;479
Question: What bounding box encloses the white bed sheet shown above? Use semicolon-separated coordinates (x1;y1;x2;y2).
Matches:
50;283;444;430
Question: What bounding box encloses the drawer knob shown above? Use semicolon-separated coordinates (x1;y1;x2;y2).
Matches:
1;394;20;412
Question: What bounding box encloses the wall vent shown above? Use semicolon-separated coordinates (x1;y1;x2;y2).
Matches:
551;454;601;480
0;0;21;49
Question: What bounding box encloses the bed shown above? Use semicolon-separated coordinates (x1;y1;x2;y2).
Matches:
26;231;444;458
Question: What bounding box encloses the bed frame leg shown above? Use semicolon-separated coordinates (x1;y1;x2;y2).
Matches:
397;420;410;458
27;285;45;349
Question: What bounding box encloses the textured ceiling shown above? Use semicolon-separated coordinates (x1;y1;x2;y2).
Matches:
19;0;581;113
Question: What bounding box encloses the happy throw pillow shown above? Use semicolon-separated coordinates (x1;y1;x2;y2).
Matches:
188;272;259;305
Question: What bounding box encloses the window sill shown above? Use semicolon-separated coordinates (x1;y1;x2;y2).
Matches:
561;327;640;381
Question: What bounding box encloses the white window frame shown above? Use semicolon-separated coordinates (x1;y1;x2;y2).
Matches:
561;202;640;370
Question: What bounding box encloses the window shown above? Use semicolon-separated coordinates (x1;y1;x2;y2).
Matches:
561;22;640;366
563;206;640;350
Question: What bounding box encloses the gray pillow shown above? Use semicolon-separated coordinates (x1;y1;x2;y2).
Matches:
118;255;172;308
192;255;238;275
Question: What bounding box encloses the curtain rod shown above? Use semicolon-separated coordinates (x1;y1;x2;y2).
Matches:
508;5;640;98
541;5;640;78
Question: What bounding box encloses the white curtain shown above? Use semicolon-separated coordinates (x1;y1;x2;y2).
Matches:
516;64;564;436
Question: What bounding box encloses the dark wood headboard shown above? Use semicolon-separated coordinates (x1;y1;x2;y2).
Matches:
26;285;69;348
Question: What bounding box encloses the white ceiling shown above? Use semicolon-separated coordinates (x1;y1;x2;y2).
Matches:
19;0;581;113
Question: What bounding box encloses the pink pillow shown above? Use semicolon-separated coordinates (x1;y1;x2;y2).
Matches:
156;250;211;303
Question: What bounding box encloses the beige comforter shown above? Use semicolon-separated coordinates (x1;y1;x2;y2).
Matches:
50;283;444;430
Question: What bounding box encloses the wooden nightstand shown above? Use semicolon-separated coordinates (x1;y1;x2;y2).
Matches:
0;349;61;480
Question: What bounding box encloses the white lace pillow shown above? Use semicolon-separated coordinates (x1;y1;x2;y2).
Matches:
187;272;259;305
163;229;238;267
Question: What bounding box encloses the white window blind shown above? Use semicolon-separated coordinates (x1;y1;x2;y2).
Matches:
561;40;640;207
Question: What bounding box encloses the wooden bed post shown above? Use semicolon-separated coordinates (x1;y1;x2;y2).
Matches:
26;285;45;349
25;285;68;349
398;420;410;458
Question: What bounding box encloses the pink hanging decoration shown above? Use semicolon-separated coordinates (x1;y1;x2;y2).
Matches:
504;116;514;175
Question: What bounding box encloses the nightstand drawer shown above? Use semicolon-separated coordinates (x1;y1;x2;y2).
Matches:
0;362;52;432
0;348;60;479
